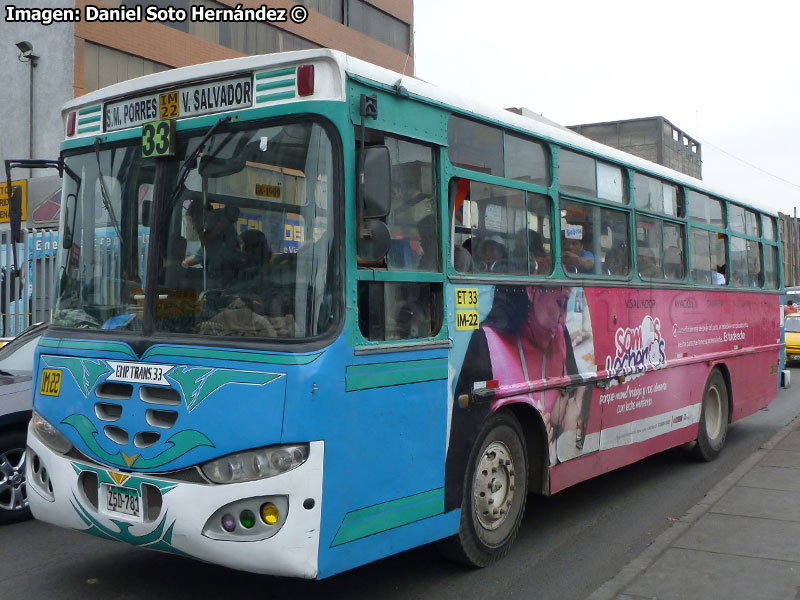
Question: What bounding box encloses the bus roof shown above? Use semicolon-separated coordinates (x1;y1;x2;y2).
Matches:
65;48;776;217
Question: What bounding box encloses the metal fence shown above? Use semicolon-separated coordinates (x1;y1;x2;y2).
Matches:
1;228;57;338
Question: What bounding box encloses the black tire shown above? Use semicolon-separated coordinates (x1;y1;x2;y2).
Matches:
692;370;729;461
438;410;528;567
0;430;31;525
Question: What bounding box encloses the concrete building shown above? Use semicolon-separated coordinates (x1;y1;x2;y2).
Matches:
569;116;702;179
0;0;414;229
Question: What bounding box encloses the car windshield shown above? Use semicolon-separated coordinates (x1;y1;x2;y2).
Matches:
786;317;800;333
52;120;339;341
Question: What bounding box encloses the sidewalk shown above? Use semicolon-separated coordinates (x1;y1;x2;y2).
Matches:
588;414;800;600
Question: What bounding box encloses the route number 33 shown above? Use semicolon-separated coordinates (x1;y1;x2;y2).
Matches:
142;119;176;158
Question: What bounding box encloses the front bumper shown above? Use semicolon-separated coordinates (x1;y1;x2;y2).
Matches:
25;424;324;578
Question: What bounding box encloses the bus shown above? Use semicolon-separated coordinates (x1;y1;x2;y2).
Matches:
13;49;782;579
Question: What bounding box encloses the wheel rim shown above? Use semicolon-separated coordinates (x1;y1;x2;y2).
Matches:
0;447;27;512
473;441;515;531
704;385;723;441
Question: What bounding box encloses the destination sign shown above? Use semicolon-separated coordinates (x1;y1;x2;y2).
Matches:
104;75;253;132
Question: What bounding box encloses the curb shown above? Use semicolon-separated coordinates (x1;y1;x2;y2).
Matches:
586;414;800;600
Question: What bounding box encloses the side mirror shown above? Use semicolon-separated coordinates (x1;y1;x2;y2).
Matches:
62;193;78;249
9;184;22;244
358;145;391;219
357;219;391;264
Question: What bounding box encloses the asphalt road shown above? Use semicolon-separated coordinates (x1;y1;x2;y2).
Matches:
3;380;799;600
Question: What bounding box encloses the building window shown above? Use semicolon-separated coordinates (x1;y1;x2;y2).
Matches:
347;0;410;54
84;43;168;92
296;0;344;22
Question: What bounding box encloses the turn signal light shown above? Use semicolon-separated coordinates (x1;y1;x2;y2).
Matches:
297;64;314;97
261;503;279;525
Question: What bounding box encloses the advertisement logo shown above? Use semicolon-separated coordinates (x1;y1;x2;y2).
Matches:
604;315;667;383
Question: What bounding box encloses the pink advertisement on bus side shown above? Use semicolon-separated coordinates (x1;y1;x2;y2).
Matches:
451;284;780;477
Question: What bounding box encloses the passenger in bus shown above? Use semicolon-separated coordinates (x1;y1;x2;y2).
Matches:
475;236;507;272
415;214;439;271
181;200;242;283
602;247;628;276
561;233;595;274
664;247;683;279
239;229;272;277
529;231;551;275
638;249;660;278
713;264;726;285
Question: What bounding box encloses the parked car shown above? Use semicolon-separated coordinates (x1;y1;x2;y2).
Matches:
0;322;45;524
786;314;800;365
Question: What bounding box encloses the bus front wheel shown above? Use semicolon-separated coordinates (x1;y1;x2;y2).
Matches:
439;410;528;567
692;370;729;461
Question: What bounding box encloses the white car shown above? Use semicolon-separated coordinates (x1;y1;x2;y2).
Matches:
0;323;45;524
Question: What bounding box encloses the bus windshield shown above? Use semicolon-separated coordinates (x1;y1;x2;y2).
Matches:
53;119;339;340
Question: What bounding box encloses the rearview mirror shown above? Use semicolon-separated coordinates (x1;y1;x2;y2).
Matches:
358;146;391;219
198;153;245;178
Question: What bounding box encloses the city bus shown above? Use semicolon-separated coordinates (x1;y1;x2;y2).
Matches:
12;49;782;578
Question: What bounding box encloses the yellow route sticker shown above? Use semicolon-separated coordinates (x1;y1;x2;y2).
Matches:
158;91;179;119
455;288;478;309
456;310;480;330
40;369;62;397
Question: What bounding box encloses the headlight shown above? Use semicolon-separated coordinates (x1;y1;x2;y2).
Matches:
32;411;73;455
201;444;309;484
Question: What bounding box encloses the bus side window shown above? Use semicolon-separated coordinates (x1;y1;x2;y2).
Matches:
358;282;443;341
356;130;442;342
691;228;727;285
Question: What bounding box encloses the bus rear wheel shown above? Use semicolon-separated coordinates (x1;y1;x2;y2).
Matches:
439;410;528;567
692;370;729;461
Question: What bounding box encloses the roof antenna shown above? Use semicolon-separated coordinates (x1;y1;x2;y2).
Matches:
394;31;413;97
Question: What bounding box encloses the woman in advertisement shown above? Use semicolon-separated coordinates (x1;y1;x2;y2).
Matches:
454;285;594;465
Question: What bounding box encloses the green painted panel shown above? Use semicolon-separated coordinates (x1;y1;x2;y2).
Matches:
78;105;102;115
39;338;137;358
345;358;447;391
78;115;102;125
331;488;444;546
141;345;321;365
256;67;296;80
256;79;295;92
257;91;296;103
77;125;101;133
347;79;448;146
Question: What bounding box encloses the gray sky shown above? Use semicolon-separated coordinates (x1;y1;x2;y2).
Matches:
413;0;800;216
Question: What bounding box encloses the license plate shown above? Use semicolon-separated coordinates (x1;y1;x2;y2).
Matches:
105;485;140;518
40;369;62;396
791;354;800;361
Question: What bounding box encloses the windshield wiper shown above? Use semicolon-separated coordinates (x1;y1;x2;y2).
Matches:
93;138;123;240
168;115;232;206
